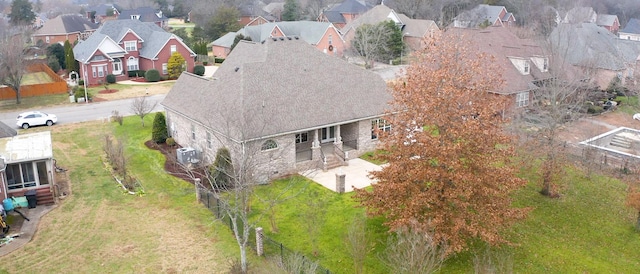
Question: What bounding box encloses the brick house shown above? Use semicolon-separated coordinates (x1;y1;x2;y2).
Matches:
318;0;373;29
118;7;169;29
85;3;123;24
453;4;515;28
162;39;391;181
73;19;196;86
32;14;99;45
210;21;345;58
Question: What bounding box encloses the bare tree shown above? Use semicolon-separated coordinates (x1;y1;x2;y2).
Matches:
380;227;447;274
303;0;340;20
0;27;30;104
473;246;514;274
345;214;370;274
130;96;158;127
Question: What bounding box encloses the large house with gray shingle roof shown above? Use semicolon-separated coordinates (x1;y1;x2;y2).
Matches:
453;4;515;28
118;7;169;29
85;3;123;24
73;19;196;86
162;39;391;180
620;19;640;41
318;0;373;29
32;14;98;45
210;21;345;58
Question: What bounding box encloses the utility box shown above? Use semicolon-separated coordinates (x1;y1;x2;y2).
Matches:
176;147;197;165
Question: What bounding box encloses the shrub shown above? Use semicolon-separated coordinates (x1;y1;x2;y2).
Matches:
128;70;146;77
111;110;123;125
145;69;161;82
47;56;61;72
203;61;208;66
74;88;89;102
78;79;84;86
166;137;176;146
152;112;168;143
106;74;116;84
193;65;205;76
214;57;225;63
209;147;234;190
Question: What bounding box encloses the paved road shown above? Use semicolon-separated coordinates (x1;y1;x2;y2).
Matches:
0;94;166;128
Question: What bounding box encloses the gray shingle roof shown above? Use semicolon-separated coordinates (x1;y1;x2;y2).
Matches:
238;21;335;45
0;121;17;138
341;5;439;38
322;0;372;24
454;4;508;28
34;14;98;36
118;7;168;23
621;18;640;34
87;4;123;17
596;14;618;27
162;39;391;141
74;19;180;62
210;32;238;48
549;23;640;71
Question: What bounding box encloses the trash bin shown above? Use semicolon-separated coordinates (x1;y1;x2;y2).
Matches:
25;190;37;208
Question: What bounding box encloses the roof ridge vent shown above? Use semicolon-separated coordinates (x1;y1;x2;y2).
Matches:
272;37;277;41
279;37;284;41
287;36;292;40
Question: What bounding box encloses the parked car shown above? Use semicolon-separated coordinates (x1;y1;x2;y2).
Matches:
16;111;57;129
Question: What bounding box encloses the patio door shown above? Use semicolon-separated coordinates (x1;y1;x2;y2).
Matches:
320;126;335;143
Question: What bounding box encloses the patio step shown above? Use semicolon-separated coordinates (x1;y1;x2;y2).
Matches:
610;135;631;149
324;154;346;171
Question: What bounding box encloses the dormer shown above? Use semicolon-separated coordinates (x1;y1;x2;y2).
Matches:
131;14;140;20
530;56;549;72
508;57;531;75
156;11;163;18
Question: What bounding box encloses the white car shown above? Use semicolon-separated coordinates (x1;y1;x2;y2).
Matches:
16;111;57;129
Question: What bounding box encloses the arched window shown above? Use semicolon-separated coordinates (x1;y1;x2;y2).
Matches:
261;140;278;151
127;56;139;71
112;58;122;75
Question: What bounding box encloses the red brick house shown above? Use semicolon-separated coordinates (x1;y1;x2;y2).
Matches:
73;20;196;86
32;14;99;45
453;4;515;28
318;0;373;29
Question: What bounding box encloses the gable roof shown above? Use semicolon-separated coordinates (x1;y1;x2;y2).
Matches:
454;4;511;28
162;39;390;141
322;0;373;24
564;7;596;24
34;14;98;36
238;21;338;45
210;32;238;48
341;5;439;38
621;18;640;34
446;27;552;95
0;121;17;138
87;3;123;17
596;14;619;27
74;19;192;62
118;7;168;23
73;33;122;63
549;23;640;71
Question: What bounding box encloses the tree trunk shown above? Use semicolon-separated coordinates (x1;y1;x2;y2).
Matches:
240;244;247;273
14;88;21;104
636;211;640;231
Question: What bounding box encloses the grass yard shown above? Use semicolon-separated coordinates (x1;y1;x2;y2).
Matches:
21;72;54;85
0;116;238;273
252;167;640;273
0;94;70;111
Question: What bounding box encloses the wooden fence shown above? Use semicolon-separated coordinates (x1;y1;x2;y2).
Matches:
0;63;68;100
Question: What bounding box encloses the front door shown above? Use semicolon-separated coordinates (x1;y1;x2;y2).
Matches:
320;126;335;143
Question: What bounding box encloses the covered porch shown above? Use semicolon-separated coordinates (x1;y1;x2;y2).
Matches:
295;122;359;167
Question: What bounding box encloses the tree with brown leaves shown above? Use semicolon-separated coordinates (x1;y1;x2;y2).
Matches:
355;33;528;254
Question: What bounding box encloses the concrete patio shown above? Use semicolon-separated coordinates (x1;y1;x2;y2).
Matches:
301;158;383;192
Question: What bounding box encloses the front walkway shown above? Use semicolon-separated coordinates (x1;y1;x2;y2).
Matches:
301;158;383;192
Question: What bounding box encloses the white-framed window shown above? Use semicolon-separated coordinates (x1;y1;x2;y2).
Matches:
112;59;122;75
328;34;332;45
524;61;530;74
6;161;49;190
371;118;391;140
92;66;97;77
206;132;212;149
45;36;50;43
261;140;278;151
124;41;137;51
295;133;308;144
191;124;196;140
127;56;139;71
170;45;177;54
98;65;105;77
162;63;168;74
131;15;140;20
516;92;529;107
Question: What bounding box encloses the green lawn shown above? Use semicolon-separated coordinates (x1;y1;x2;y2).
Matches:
21;72;54;85
0;93;70;111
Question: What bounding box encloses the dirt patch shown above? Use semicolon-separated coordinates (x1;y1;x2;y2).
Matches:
558;111;638;145
93;83;173;101
144;140;208;186
98;89;118;94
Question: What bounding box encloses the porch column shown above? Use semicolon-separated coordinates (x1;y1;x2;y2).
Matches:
311;129;321;161
334;124;343;151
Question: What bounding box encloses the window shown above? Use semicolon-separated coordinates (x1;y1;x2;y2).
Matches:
523;61;530;74
371;119;391;139
131;15;140;20
170;45;177;54
543;58;549;71
516;92;529;107
328;34;332;45
6;162;43;190
45;36;50;43
92;66;97;77
112;59;122;74
124;41;137;51
295;133;308;144
127;56;139;71
206;132;212;149
191;124;196;140
162;63;168;74
97;65;105;77
261;140;278;151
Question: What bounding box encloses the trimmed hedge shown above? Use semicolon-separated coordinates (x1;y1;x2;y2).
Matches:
194;65;205;76
214;57;225;63
128;70;146;77
106;74;116;84
145;69;161;82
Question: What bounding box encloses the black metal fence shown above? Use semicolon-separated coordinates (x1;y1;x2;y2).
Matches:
196;184;332;274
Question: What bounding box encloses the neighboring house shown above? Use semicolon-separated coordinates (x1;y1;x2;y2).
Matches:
596;14;620;33
452;4;515;28
86;3;123;24
620;18;640;41
162;39;391;181
447;27;553;109
318;0;373;29
118;7;169;29
33;13;46;29
32;14;99;45
549;22;640;88
0;131;57;205
563;7;620;34
239;1;276;26
340;4;439;51
73;19;196;86
210;21;345;58
263;1;284;22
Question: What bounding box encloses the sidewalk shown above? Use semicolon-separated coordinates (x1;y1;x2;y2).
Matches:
0;204;56;257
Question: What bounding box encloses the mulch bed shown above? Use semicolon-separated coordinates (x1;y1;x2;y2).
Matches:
144;140;208;186
98;89;118;94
